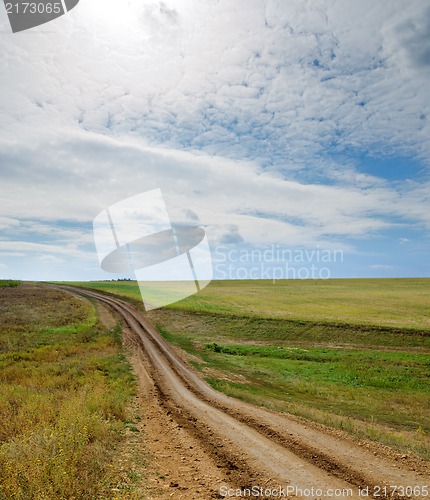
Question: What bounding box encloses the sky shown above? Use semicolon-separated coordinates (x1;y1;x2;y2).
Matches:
0;0;429;282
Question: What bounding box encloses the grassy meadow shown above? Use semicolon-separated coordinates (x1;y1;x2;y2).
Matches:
68;278;430;460
68;278;430;330
0;282;137;499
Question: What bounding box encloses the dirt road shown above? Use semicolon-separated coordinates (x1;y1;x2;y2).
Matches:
63;287;429;499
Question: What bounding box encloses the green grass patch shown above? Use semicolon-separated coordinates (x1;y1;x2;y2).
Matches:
153;309;430;349
0;283;136;499
0;280;21;288
205;343;429;406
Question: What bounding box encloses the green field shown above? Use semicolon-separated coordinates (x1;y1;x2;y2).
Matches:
67;278;430;330
65;278;430;459
0;283;137;499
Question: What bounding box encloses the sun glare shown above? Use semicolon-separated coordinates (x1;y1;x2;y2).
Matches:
78;0;140;37
75;0;191;45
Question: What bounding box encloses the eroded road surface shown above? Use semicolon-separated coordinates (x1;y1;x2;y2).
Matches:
62;286;429;499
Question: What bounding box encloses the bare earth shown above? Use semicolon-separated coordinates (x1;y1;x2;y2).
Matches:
63;286;429;499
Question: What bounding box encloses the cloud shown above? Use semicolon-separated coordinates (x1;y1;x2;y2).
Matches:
219;225;244;245
183;209;199;222
1;0;429;173
0;132;427;252
0;240;89;259
0;217;20;231
393;6;430;69
0;0;429;279
37;254;65;264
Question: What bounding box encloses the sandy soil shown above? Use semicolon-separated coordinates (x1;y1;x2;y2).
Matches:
64;286;429;499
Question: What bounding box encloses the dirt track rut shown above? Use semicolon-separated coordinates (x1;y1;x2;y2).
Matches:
62;286;429;499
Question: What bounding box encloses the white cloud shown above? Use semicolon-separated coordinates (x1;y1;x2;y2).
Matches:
1;0;429;171
0;240;87;258
0;217;21;231
37;254;65;264
0;132;427;251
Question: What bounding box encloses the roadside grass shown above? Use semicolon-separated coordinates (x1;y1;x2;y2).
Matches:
0;283;136;499
64;279;430;460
